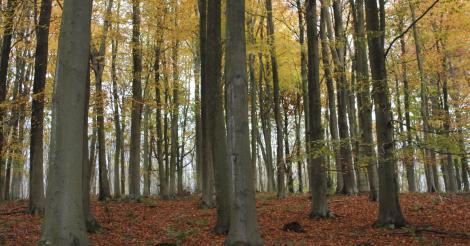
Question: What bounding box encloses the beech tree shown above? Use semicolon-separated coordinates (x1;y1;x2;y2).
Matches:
39;0;92;243
225;0;263;244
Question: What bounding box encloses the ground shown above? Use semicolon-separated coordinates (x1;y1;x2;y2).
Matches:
0;193;469;245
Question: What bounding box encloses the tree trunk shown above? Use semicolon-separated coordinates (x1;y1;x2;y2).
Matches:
258;53;275;192
350;0;378;200
319;6;343;194
365;0;406;227
198;0;215;208
29;0;51;214
169;42;179;198
129;0;143;200
265;0;286;198
83;66;99;233
111;36;121;198
40;1;92;243
205;0;232;234
296;1;309;192
0;0;16;201
143;103;151;196
225;0;263;243
154;45;168;198
330;0;356;194
398;18;416;192
307;0;330;218
409;1;436;193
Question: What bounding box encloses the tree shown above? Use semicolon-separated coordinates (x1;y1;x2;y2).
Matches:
265;0;286;198
307;0;330;218
28;0;52;214
365;0;406;228
0;0;16;200
129;0;143;200
206;0;232;234
91;0;114;201
225;0;263;243
350;0;378;200
39;0;92;243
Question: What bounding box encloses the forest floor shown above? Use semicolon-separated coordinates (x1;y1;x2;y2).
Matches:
0;193;469;245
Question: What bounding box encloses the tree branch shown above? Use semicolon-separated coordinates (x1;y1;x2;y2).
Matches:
384;0;440;58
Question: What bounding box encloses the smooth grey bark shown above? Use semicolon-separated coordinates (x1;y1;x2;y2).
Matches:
265;0;286;198
365;0;406;227
206;0;231;234
120;102;126;195
225;0;263;244
39;0;92;243
198;0;215;208
129;0;143;200
319;6;343;194
330;0;356;194
350;0;378;200
29;0;51;214
307;0;330;218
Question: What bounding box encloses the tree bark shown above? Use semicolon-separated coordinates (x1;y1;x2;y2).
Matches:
111;34;121;198
29;0;51;214
0;0;16;201
365;0;406;227
206;0;232;234
350;0;378;200
225;0;263;243
129;0;143;200
39;0;92;243
307;0;330;218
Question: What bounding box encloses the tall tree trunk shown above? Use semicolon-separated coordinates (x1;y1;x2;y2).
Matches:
295;0;309;191
83;66;99;233
365;0;406;227
409;1;436;193
169;41;179;197
307;0;330;218
91;0;114;202
350;0;378;200
120;103;126;195
258;53;275;192
198;0;215;208
265;0;286;198
154;45;168;198
29;0;51;214
143;103;151;196
0;0;16;201
129;0;143;200
111;35;122;198
205;0;231;233
283;101;294;193
330;0;356;194
319;6;343;194
40;1;92;243
398;18;416;192
248;15;259;193
225;0;263;243
295;105;303;193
